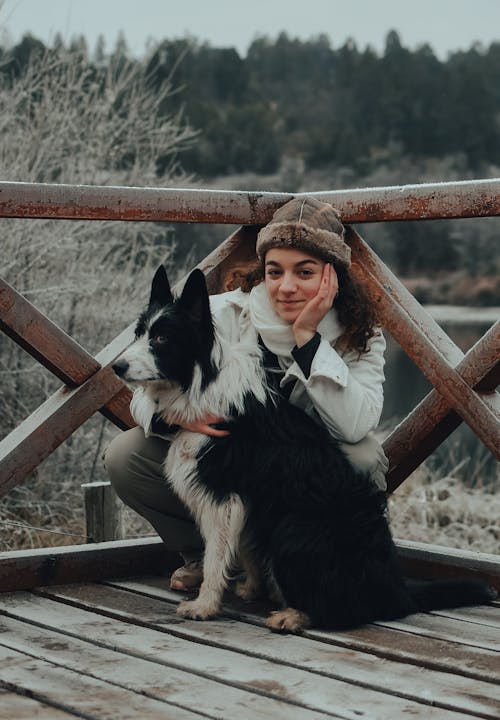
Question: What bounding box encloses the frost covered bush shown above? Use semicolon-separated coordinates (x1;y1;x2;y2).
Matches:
389;463;500;554
0;46;196;547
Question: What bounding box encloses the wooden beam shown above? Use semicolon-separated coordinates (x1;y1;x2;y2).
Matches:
0;364;131;497
385;322;500;490
309;177;500;221
190;224;260;294
347;228;500;461
0;226;258;494
346;227;464;365
0;536;498;593
0;538;178;592
0;181;291;224
395;540;500;591
2;178;500;225
0;277;136;429
0;277;101;385
82;481;125;543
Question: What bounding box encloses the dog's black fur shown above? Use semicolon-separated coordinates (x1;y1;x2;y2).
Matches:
114;266;497;631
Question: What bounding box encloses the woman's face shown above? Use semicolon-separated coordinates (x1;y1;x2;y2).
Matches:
264;247;326;323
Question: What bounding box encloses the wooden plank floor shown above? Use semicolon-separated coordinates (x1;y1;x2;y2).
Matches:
0;575;499;720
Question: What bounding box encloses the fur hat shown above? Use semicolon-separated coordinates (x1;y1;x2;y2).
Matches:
256;197;351;267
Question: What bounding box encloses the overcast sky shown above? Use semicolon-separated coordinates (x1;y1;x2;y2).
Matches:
2;0;500;58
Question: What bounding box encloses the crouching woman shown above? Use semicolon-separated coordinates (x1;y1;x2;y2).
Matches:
104;197;388;591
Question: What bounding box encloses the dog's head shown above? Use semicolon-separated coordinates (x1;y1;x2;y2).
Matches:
112;266;216;391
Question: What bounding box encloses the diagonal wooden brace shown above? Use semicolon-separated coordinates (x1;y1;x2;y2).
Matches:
0;276;134;430
0;226;259;494
385;321;500;490
347;228;500;464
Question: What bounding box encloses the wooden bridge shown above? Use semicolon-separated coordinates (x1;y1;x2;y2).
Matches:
0;178;499;719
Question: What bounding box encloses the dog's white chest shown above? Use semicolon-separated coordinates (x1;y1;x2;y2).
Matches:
164;432;209;506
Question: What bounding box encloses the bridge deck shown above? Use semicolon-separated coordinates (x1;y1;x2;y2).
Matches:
1;573;499;720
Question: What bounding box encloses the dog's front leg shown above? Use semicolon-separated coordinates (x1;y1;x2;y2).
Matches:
177;493;245;620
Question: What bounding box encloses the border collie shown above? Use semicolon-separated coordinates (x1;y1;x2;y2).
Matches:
112;266;497;632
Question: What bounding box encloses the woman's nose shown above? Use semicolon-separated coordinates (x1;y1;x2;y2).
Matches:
279;273;297;292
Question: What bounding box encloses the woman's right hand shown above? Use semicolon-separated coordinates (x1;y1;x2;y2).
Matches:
174;413;230;437
293;263;338;347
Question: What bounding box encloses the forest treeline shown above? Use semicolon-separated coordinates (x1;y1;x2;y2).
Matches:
149;31;500;178
1;28;500;290
3;29;500;177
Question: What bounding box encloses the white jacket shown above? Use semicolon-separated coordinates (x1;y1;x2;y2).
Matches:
131;286;385;445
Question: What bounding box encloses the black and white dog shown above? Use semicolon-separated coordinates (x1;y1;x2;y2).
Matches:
113;266;497;632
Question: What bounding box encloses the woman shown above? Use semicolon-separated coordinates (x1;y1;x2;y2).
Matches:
105;197;388;592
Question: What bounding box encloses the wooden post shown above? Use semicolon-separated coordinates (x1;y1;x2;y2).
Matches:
82;481;125;543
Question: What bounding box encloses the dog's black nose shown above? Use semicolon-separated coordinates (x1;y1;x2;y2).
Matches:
112;358;129;378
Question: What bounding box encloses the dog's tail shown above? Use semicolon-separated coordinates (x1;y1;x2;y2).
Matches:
406;577;497;613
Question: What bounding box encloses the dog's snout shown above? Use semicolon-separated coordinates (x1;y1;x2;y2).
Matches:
112;358;129;378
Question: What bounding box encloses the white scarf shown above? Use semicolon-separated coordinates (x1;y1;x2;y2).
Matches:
246;282;344;366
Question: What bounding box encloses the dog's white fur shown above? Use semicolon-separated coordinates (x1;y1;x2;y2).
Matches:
120;329;268;619
166;335;268;618
120;311;164;381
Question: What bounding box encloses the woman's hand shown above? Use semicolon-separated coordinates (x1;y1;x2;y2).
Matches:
293;263;338;347
173;413;230;437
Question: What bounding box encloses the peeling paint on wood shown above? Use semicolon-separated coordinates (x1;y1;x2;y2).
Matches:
2;178;500;224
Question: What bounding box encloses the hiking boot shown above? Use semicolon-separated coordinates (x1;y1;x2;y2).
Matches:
169;559;203;592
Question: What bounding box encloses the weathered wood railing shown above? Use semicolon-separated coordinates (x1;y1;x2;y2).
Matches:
0;178;498;583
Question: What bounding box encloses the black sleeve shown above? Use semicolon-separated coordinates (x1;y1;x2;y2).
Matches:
151;413;179;436
291;332;321;378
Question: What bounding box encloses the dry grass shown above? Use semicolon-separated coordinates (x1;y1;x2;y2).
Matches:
0;46;195;550
2;448;499;554
389;463;500;554
0;466;153;551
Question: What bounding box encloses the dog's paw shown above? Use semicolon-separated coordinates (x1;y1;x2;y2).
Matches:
265;608;310;634
234;579;261;601
176;598;219;620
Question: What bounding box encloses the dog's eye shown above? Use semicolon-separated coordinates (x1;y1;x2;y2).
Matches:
151;335;167;345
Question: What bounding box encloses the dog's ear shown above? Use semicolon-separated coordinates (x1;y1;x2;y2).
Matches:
179;269;211;326
149;265;173;308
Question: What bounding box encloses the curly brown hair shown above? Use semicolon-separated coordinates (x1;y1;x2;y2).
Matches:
333;264;379;355
235;260;378;355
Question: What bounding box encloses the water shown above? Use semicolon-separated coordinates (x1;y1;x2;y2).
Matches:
381;312;498;485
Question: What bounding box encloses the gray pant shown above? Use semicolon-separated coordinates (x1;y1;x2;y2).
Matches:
104;427;388;556
104;427;203;557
